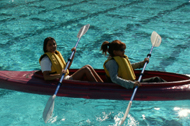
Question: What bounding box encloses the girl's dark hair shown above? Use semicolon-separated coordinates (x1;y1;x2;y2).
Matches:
100;40;126;57
43;37;56;53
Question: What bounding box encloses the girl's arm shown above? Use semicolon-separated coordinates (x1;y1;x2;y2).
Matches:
131;58;149;69
42;71;63;80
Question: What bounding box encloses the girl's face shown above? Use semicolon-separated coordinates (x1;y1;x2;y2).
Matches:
46;40;57;53
113;45;126;57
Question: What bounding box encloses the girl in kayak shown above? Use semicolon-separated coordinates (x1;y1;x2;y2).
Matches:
39;37;103;82
100;40;165;89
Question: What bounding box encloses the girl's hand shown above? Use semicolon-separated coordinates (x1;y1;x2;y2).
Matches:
58;70;67;78
62;69;67;74
144;58;149;64
71;47;76;52
133;81;141;87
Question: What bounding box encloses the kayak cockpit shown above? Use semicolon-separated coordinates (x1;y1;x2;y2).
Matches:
34;69;190;83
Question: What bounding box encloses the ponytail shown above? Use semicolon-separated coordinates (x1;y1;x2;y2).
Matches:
100;41;110;56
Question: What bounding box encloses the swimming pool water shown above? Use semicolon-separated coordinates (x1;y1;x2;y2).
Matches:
0;0;190;125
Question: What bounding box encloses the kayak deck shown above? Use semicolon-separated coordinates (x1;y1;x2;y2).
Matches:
0;69;190;101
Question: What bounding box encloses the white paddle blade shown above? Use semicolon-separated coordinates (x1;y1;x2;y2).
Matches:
120;101;132;126
77;24;90;38
43;94;56;123
151;31;162;47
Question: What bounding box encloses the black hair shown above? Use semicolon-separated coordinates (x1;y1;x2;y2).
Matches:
43;37;56;53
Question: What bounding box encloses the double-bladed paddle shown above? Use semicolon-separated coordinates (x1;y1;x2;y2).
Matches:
120;31;162;125
43;24;90;123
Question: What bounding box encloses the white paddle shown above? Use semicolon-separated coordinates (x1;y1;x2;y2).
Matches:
43;24;90;123
119;31;162;125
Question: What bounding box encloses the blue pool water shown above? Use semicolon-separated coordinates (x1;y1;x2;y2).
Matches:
0;0;190;125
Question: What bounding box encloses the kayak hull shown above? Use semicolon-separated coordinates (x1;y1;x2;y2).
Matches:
0;69;190;101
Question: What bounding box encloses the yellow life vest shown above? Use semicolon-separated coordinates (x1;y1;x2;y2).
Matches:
39;50;69;76
103;55;136;81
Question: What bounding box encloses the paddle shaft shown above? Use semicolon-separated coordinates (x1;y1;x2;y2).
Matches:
54;38;81;95
130;45;153;100
120;46;154;126
120;31;162;126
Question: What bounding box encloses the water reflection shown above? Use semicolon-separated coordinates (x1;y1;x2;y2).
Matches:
174;107;190;117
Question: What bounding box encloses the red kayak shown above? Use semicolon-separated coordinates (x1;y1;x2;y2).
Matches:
0;69;190;101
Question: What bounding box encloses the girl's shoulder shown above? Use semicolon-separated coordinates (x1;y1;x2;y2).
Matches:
106;58;117;66
40;54;49;62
